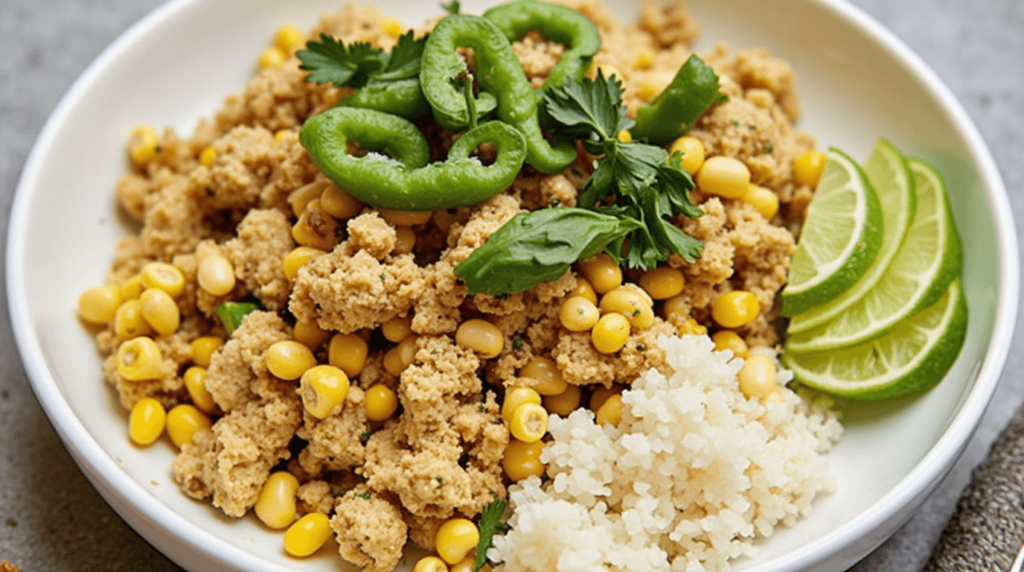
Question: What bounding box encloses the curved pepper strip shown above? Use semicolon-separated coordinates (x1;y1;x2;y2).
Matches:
340;77;431;119
482;0;600;93
300;107;527;210
630;54;727;145
420;15;577;174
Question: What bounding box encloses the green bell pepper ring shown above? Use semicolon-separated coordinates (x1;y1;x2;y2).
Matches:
300;106;527;210
482;0;601;93
630;54;727;145
340;77;431;119
420;14;577;174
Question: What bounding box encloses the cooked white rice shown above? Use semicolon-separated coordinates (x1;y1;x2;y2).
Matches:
490;335;843;572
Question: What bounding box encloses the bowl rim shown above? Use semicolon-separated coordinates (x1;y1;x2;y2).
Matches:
5;0;1019;570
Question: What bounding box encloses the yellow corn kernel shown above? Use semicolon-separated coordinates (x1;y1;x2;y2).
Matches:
670;136;706;175
274;24;306;53
570;276;598;305
660;293;688;321
128;125;160;165
595;393;624;427
274;129;291;143
696;156;751;199
502;438;545;481
128;397;166;446
520;356;568;396
183;366;218;415
738;355;778;399
382;315;413;343
501;387;542;423
509;402;548;443
543;384;581;417
78;285;122;324
198;146;216;168
292;198;340;251
294;319;330;350
598;286;655;329
678;318;708;337
712;330;749;359
140;262;185;298
455;319;504;359
139;288;180;336
119;274;144;301
320;184;364;220
435;518;480;565
299;365;350;419
636;81;659;101
558;295;600;332
116;337;164;381
328;333;369;377
767;389;785;403
288;181;330;218
283;246;325;282
743;184;780;220
591;313;631;354
265;340;318;381
114;300;153;339
631;50;654;70
589;385;621;411
254;472;300;529
638;266;685;300
450;557;481;572
577;253;622;294
364;384;399;421
165;404;211;448
393;226;416;255
197;255;236;296
793;150;827;188
377;208;433;226
414;556;449;572
190;336;224;368
383;334;420;376
380;16;404;39
283;512;332;557
616;129;632;143
258;46;287;69
711;291;760;329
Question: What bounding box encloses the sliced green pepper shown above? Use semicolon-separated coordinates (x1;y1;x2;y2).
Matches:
339;77;431;119
420;14;577;174
482;0;600;93
629;54;727;145
216;301;261;336
300;106;527;210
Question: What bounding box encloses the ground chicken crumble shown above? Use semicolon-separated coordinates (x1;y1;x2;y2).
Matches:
91;1;820;569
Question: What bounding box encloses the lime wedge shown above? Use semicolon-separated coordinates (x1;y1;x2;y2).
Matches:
785;159;962;353
788;140;916;334
781;278;967;401
780;148;883;316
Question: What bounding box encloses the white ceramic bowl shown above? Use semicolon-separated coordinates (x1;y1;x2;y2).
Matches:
7;0;1018;570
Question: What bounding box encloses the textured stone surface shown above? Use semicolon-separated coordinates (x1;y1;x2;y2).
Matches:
0;0;1021;570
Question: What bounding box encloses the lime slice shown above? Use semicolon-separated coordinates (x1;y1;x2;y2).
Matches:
785;159;962;353
781;278;967;401
787;140;916;334
780;148;883;316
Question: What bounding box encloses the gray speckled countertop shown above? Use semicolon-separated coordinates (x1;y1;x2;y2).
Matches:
1;0;1021;570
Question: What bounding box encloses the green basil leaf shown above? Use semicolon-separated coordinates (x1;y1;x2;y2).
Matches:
454;208;643;295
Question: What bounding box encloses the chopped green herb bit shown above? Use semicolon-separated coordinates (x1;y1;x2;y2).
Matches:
764;143;774;154
215;300;262;335
473;497;508;572
355;492;371;499
441;0;460;15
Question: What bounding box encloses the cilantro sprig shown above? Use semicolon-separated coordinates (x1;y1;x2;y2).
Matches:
456;65;721;296
297;30;427;89
473;497;508;572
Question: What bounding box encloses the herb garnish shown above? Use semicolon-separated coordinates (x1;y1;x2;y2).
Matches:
441;0;461;15
473;497;508;572
297;31;427;88
455;69;716;295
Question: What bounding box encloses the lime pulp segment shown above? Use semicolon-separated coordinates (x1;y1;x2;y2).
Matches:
785;159;962;353
787;140;916;334
780;148;883;316
782;278;967;401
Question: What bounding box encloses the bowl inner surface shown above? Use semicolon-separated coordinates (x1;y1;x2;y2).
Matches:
7;0;1015;571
